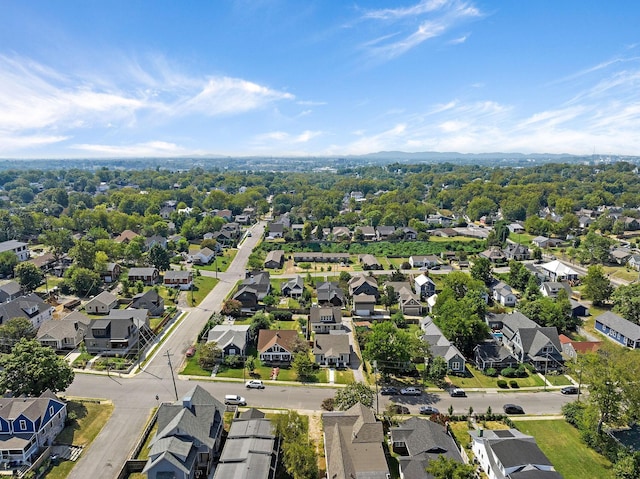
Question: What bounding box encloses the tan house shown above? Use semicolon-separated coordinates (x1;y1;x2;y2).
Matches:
257;330;298;364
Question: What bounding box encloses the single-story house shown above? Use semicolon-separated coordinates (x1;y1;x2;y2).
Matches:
0;281;23;303
540;260;579;282
264;250;284;269
316;281;345;306
164;270;193;290
207;324;251;357
257;330;299;363
359;254;382;270
191;247;216;265
85;291;119;315
36;311;91;350
409;255;440;268
559;334;601;359
531;236;562;249
474;341;519;372
595;311;640;349
128;267;160;285
131;289;165;317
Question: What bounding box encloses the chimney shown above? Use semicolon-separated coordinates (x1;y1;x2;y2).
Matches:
182;394;193;410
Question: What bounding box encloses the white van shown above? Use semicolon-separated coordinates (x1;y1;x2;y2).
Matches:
224;394;247;406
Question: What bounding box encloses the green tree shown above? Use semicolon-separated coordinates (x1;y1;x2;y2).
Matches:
363;321;414;374
292;352;314;381
148;243;171;271
248;312;272;341
470;257;493;285
0;251;18;278
67;267;101;296
69;239;96;269
427;356;448;383
612;283;640;325
0;317;36;351
334;381;375;410
41;228;74;262
14;262;44;292
198;342;222;369
0;338;74;396
583;265;613;306
273;410;318;479
221;299;242;317
425;455;476;479
94;250;109;274
614;451;640;479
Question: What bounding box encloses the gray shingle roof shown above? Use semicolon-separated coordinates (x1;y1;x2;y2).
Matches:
597;311;640;341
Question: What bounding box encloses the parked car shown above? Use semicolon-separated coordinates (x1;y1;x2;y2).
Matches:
419;406;440;415
503;404;525;414
400;387;421;396
388;404;410;415
380;386;399;396
224;394;247;406
561;386;579;395
185;346;196;358
245;380;265;389
448;388;466;397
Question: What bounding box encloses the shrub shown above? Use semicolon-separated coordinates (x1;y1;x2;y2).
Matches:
509;380;519;388
497;379;508;389
224;355;242;368
321;397;335;411
562;401;586;427
485;367;497;377
501;367;517;378
516;364;528;377
272;310;293;321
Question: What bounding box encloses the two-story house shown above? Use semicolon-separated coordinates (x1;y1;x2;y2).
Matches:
163;270;193;290
348;275;379;298
0;293;54;329
309;305;343;334
128;267;159;285
257;330;298;364
414;273;436;299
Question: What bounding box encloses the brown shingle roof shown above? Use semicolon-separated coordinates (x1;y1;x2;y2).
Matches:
257;329;299;354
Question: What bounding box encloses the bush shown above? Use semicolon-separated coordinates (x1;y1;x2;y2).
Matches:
321;397;335;411
497;379;508;389
224;355;242;368
501;367;517;378
484;367;498;377
509;380;519;388
562;401;586;427
272;310;293;321
516;364;528;377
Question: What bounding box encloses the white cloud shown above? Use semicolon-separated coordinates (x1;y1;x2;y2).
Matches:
71;141;191;157
0;133;69;154
363;0;450;20
254;130;323;145
448;34;468;44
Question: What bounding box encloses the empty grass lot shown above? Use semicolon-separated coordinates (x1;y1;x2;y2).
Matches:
514;420;614;479
189;275;219;305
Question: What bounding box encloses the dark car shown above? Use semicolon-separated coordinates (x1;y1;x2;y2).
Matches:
448;388;466;397
380;386;399;396
419;406;440;415
561;386;579;395
503;404;525;414
388;404;410;415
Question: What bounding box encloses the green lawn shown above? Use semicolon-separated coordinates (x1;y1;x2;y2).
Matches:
334;369;354;384
194;249;237;273
514;420;614;479
189;275;219;306
429;235;479;243
602;265;639;283
44;401;115;479
544;374;572;386
448;365;545;389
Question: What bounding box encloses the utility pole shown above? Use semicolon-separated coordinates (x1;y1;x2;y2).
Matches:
373;361;379;416
165;350;179;401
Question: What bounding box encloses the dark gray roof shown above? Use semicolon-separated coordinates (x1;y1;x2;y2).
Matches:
597;311;640;340
0;293;51;323
309;305;342;325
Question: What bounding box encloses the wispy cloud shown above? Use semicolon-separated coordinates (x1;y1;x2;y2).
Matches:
71;140;193;157
254;130;323;144
361;0;482;60
448;34;469;44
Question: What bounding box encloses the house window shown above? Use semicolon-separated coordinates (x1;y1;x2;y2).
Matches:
19;420;26;430
451;362;461;370
228;348;236;355
49;406;55;416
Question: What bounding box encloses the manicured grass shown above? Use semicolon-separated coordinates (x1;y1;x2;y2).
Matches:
181;348;211;376
429;235;478;243
334;369;354;384
194;249;237;273
448;365;545;389
190;275;219;305
387;257;409;267
513;420;615;479
272;320;299;331
36;275;65;293
56;400;114;446
602;265;639;283
544;374;572;386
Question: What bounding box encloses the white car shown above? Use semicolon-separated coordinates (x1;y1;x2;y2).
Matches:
245;380;265;389
400;387;421;396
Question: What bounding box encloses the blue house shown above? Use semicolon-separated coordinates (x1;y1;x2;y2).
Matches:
0;390;67;467
595;311;640;349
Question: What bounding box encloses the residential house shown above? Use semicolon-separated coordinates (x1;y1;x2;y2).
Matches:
322;403;389;479
474;340;519;372
399;287;422;316
400;227;418;240
213;408;278;479
359;226;377;241
83;309;151;355
241;271;271;300
391;417;464;479
426;294;438;314
128;267;160;285
0;391;67;468
503;243;530;261
207;325;251;357
233;287;259;310
420;317;466;373
164;270;193;290
0;240;29;261
28;252;56;273
470;428;561;479
309;305;343;334
353;294;376;316
496;312;564;370
531;236;562;249
114;230;139;244
191;247;215;265
143;386;225;479
540;281;572;298
145;235;167;251
101;263;121;283
628;254;640;271
559;334;601;360
570;299;589;317
610;248;632;265
85;291;119;315
595;311;640;349
131;289;165;317
624;217;640;230
316;281;345;306
215;209;233;221
281;276;304;298
359;254;382;270
540;260;579;282
348;275;379;298
0;281;23;303
0;293;54;329
479;247;507;264
332;226;351;240
491;281;517;307
579;216;594;229
414;273;436;299
426;213;454;226
267;222;284;239
37;311;91;350
264;250;284;269
257;330;298;363
376;225;395;241
507;223;525;234
212;230;234;247
409;255;440;268
313;333;351;367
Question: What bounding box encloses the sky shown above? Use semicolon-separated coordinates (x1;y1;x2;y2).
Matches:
1;0;640;158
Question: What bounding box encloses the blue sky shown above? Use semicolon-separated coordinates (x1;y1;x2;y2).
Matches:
1;0;640;158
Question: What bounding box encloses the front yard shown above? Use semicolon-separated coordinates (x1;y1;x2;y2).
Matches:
193;248;237;273
448;365;545;389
